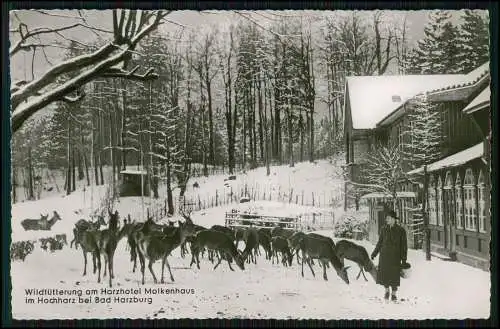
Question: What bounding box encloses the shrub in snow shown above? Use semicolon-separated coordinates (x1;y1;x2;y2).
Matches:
333;214;369;240
10;240;35;261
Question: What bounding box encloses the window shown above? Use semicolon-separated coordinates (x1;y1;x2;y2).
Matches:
456;173;464;228
437;176;443;226
464;168;477;231
428;175;437;225
478;170;486;233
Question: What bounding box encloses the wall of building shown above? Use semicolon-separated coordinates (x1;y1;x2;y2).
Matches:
426;159;490;263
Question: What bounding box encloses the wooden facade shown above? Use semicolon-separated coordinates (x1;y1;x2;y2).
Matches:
343;63;491;270
424;158;490;269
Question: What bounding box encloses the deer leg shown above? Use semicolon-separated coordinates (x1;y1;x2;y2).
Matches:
139;252;146;285
165;256;175;282
161;256;166;284
92;252;97;274
360;267;368;281
148;259;158;284
109;251;115;279
227;255;235;271
213;255;223;270
96;252;102;284
82;250;87;276
322;262;328;281
306;258;316;277
103;254;108;277
108;253;113;288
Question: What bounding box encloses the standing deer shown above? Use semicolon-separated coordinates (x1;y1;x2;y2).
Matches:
299;235;350;284
70;216;107;249
288;231;307;265
257;228;273;260
135;218;196;284
241;228;259;264
21;211;61;231
127;216;164;273
335;239;377;282
190;229;245;271
271;236;293;267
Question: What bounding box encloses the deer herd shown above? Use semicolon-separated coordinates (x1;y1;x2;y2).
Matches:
21;209;378;289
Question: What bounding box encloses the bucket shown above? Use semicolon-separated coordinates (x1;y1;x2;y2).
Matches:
400;262;411;279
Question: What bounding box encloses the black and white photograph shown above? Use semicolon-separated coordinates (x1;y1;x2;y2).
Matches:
8;8;492;320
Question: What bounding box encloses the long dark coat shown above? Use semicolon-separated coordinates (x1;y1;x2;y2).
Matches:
371;223;408;287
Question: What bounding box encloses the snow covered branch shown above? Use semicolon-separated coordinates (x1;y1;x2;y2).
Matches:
11;10;170;134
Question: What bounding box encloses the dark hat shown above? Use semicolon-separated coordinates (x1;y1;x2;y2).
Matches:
386;210;399;219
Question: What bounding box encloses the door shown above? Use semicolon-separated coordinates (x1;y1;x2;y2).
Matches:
443;189;455;252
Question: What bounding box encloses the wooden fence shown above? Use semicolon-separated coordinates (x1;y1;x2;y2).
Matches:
225;211;299;230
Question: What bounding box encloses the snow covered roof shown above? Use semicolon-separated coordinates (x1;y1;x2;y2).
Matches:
360;191;416;199
346;75;467;130
120;169;147;175
426;61;490;95
463;87;490;114
407;143;484;175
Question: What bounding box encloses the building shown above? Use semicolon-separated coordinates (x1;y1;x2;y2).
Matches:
343;62;491;270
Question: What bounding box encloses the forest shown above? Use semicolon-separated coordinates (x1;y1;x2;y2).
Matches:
10;10;489;206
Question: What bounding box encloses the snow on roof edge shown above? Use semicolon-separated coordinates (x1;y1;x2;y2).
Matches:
407;143;484;175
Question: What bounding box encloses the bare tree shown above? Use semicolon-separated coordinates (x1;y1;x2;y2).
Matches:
10;10;170;133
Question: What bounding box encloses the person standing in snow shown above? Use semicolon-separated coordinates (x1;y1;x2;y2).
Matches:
371;210;408;301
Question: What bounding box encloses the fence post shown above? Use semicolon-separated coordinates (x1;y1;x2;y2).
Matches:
198;195;201;211
216;190;219;207
312;192;315;206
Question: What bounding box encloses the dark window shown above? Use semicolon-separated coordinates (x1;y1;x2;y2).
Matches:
478;239;482;252
437;231;441;241
456;235;460;246
464;236;468;248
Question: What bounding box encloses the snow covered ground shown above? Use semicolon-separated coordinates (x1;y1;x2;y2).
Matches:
9;161;491;320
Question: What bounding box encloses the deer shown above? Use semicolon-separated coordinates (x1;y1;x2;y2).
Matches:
298;235;350;284
20;211;61;231
271;236;293;267
271;226;296;239
70;215;107;249
127;216;165;273
179;213;207;259
334;239;377;282
288;231;307;265
306;232;336;268
190;229;245;271
77;212;128;287
257;228;273;260
241;227;260;264
135;218;196;284
107;209;120;231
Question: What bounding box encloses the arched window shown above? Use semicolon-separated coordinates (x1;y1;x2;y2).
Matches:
428;175;437;225
444;172;453;188
478;170;486;233
437;176;443;226
456;173;464;229
464;168;477;231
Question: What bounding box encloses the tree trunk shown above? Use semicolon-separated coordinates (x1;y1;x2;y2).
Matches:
258;78;264;162
78;133;85;180
287;105;294;168
166;137;174;215
423;165;431;260
28;146;34;200
72;146;76;192
66;117;72;195
207;77;215;166
264;79;271;176
120;79;127;170
299;113;304;162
